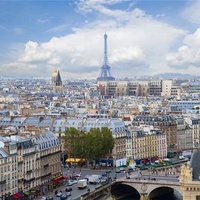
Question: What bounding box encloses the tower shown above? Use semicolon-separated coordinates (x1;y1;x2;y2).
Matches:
51;68;63;94
97;33;115;81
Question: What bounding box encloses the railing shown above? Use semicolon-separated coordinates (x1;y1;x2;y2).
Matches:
116;178;180;186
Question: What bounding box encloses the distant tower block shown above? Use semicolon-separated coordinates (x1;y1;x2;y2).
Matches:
97;33;115;81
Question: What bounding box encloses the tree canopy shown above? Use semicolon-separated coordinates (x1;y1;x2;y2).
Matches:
63;127;115;161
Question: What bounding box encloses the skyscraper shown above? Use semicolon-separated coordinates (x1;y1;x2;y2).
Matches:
97;33;115;81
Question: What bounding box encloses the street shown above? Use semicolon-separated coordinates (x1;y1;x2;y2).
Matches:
40;166;180;200
42;167;125;200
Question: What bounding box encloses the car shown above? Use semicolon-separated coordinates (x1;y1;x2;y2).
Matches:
84;175;90;180
46;197;53;200
101;172;107;177
179;156;185;160
56;191;63;197
67;180;77;186
60;194;67;200
65;187;72;192
105;170;111;174
71;176;77;180
66;192;71;197
115;169;121;173
119;167;125;172
73;173;81;177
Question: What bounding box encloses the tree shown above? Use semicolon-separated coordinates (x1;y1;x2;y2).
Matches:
63;127;80;159
63;127;115;164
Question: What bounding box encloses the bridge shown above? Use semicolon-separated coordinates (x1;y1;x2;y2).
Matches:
80;161;188;200
79;178;181;200
111;178;181;200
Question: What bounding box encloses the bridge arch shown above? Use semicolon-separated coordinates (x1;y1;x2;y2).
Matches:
113;180;182;200
148;186;182;199
111;182;140;199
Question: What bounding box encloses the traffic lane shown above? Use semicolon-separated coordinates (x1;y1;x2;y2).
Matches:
48;176;100;199
62;167;127;180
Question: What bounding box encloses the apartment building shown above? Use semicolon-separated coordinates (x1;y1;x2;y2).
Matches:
132;115;177;156
0;139;18;200
97;79;179;98
0;129;61;199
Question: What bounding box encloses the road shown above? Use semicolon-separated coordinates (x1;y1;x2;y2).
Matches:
42;167;125;200
40;166;180;200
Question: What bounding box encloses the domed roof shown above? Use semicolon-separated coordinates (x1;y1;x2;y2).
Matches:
52;68;58;77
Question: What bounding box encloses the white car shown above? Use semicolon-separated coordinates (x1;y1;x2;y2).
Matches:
56;191;63;197
67;180;77;186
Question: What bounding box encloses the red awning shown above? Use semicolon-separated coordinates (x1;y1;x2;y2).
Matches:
13;193;22;199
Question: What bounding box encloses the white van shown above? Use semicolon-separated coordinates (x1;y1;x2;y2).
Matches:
88;175;101;184
77;179;87;189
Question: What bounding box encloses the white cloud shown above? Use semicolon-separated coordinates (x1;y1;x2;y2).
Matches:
2;1;188;78
166;28;200;73
181;1;200;25
76;0;128;14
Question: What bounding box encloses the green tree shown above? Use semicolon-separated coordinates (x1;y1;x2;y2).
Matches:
63;127;115;164
63;127;80;159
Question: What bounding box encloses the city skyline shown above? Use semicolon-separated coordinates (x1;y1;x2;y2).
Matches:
0;0;200;79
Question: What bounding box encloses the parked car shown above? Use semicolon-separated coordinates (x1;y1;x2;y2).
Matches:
56;191;63;197
66;192;71;197
60;194;67;200
65;187;72;192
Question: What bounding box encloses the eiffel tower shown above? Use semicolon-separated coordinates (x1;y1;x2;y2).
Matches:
97;33;115;81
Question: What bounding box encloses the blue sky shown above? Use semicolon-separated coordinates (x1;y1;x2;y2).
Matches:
0;0;200;79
